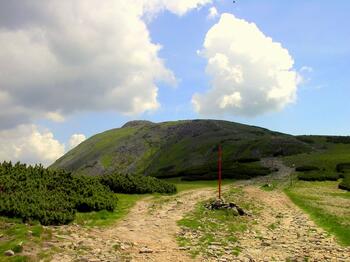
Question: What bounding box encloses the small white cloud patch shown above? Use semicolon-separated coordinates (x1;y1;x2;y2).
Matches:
193;13;299;116
207;6;219;19
69;134;86;150
45;112;65;123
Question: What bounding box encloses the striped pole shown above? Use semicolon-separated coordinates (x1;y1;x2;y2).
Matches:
218;144;222;199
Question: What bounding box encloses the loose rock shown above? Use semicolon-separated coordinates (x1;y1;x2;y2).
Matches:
139;247;153;254
4;250;15;256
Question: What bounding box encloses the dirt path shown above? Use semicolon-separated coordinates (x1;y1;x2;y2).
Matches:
231;159;350;261
233;186;350;262
50;188;215;262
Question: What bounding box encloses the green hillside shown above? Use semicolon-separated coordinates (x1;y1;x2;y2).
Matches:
51;120;311;178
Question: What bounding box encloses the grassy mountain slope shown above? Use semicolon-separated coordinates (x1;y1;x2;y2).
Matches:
51;120;311;178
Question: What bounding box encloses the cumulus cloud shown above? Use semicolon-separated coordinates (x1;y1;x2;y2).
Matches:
0;125;65;166
207;7;219;19
192;13;299;116
69;134;86;150
0;0;213;129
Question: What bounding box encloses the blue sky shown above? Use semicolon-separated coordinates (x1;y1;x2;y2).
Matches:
0;0;349;165
45;0;350;141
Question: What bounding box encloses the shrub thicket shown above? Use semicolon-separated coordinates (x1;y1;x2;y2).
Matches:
326;136;350;144
236;157;261;163
336;163;350;173
339;175;350;191
297;171;339;181
100;173;177;194
181;163;271;181
295;165;320;172
296;136;315;144
0;162;117;225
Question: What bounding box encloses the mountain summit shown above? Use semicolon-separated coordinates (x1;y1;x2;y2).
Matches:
51;119;310;178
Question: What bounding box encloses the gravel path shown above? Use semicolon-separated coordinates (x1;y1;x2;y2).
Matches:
50;189;215;262
233;186;350;262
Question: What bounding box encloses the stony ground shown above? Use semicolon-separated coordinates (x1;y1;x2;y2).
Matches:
232;186;350;262
43;159;350;262
49;189;215;262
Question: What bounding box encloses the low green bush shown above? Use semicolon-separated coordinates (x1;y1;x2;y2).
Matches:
100;173;177;194
336;163;350;173
296;136;315;144
297;171;339;181
181;163;271;181
295;165;320;172
326;136;350;144
236;157;260;163
339;174;350;191
0;162;117;225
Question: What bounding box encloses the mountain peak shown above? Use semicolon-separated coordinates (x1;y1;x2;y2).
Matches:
122;120;155;128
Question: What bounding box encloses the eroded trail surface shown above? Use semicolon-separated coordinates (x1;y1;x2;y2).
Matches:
233;186;350;262
50;188;214;262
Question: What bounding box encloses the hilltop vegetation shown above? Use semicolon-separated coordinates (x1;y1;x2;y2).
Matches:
51;120;311;179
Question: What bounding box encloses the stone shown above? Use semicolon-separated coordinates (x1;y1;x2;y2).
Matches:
4;250;15;256
178;246;190;250
139;247;153;254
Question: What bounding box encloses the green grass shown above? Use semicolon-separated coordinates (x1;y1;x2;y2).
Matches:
0;217;53;261
101;155;113;168
165;178;235;192
260;181;278;191
284;143;350;171
285;181;350;246
176;187;257;258
75;193;146;227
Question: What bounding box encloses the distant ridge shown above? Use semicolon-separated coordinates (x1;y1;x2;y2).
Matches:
51;119;311;178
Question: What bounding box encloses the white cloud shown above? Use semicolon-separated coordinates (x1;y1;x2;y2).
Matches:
300;66;313;73
207;6;219;19
143;0;212;17
69;134;86;150
193;13;299;116
45;112;65;123
296;66;313;85
0;125;65;166
0;0;212;129
0;0;214;166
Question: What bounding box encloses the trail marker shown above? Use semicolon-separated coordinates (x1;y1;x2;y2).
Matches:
218;144;222;199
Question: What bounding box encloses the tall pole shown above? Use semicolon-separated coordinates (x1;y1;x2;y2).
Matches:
218;144;222;199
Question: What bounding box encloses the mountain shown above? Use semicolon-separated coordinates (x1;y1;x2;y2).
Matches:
51;119;311;178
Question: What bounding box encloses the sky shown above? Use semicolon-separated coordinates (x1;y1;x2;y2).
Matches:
0;0;349;166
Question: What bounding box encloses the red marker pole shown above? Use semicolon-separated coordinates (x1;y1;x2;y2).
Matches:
218;144;222;199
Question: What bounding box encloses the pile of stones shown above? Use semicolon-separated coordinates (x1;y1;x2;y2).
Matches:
204;198;250;216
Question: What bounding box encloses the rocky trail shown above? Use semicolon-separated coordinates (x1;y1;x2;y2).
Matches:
49;188;215;262
231;186;350;262
46;159;349;262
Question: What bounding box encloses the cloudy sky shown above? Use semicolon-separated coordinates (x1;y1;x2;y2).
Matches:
0;0;349;166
